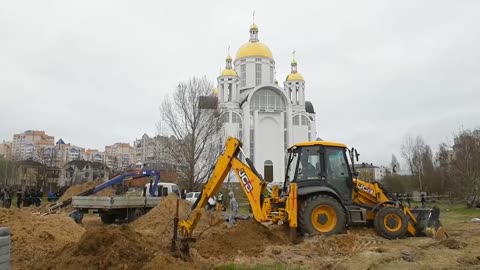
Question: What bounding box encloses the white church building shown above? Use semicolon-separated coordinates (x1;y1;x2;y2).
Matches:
215;23;317;183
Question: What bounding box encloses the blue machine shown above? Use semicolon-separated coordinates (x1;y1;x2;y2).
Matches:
46;170;161;214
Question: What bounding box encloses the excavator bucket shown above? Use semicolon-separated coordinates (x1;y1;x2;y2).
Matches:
410;206;448;240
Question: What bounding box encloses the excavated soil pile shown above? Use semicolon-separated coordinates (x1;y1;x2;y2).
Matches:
0;208;85;269
438;237;468;249
41;225;154;270
302;233;360;255
132;194;191;240
58;179;116;202
193;220;289;258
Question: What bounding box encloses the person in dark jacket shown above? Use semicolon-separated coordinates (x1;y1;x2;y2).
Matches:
421;194;426;208
16;189;23;208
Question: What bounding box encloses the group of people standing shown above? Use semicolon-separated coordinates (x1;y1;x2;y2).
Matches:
0;187;46;208
0;188;12;208
15;188;44;208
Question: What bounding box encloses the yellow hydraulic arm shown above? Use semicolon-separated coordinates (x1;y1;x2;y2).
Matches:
178;137;272;238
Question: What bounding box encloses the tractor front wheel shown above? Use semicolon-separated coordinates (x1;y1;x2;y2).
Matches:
374;207;408;239
299;194;346;236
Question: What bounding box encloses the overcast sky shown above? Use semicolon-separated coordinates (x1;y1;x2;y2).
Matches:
1;0;479;167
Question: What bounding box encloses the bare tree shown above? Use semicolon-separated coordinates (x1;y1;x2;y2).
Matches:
158;77;220;191
401;134;428;191
448;129;480;206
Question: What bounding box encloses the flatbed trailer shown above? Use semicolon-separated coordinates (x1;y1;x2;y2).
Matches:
72;195;162;224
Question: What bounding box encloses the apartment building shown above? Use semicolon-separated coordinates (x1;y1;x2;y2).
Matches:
104;142;133;171
0;141;12;159
12;130;54;161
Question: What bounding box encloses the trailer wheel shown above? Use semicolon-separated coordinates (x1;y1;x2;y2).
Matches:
299;194;346;236
374;207;408;239
100;214;115;224
128;208;145;223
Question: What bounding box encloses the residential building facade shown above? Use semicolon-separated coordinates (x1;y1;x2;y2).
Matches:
133;134;175;164
12;130;54;161
0;141;12;159
105;143;134;171
42;139;86;168
354;163;387;182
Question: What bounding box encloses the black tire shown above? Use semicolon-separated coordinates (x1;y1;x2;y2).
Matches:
374;207;408;239
127;208;145;222
100;213;115;224
298;194;346;236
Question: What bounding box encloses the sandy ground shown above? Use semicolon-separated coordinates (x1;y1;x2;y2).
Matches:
1;195;480;270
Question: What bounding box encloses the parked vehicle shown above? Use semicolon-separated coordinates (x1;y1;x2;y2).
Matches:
142;182;179;197
185;192;201;204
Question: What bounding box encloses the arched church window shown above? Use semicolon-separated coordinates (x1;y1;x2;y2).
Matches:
251;89;286;112
301;115;308;125
293;115;300;126
264;160;273;182
228;83;232;101
240;65;246;87
220;112;230;124
296;87;299;105
255;63;262;86
232;112;243;139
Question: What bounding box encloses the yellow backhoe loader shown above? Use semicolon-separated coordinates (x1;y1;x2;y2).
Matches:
173;137;447;252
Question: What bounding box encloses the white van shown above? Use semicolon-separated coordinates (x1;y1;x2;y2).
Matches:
142;182;179;197
185;192;201;204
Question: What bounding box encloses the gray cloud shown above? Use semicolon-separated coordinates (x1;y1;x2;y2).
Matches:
1;0;479;166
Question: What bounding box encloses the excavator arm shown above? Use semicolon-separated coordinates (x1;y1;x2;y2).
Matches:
178;137;271;238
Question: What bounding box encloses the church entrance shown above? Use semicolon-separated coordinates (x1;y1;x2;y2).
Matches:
264;160;273;182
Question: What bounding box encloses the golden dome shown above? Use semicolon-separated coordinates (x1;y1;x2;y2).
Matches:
286;73;304;81
250;24;258;31
235;42;273;60
220;68;238;76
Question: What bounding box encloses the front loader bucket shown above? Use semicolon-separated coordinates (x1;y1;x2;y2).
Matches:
410;206;448;240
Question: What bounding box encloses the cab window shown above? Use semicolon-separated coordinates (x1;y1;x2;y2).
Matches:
297;146;322;180
326;148;349;178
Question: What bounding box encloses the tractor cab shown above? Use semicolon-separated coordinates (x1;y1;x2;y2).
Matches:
284;141;354;204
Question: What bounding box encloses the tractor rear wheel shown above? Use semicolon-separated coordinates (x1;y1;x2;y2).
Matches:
299;194;346;236
374;207;408;239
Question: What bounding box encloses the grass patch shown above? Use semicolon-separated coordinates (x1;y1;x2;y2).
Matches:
425;202;480;225
214;263;305;270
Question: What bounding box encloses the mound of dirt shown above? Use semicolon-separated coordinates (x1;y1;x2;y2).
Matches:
300;233;360;256
0;208;85;269
132;195;191;240
193;220;289;258
41;226;154;270
58;179;116;202
439;237;468;249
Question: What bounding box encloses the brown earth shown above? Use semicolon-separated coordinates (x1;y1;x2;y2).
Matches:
4;198;480;270
40;225;154;270
0;208;85;269
57;180;116;202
